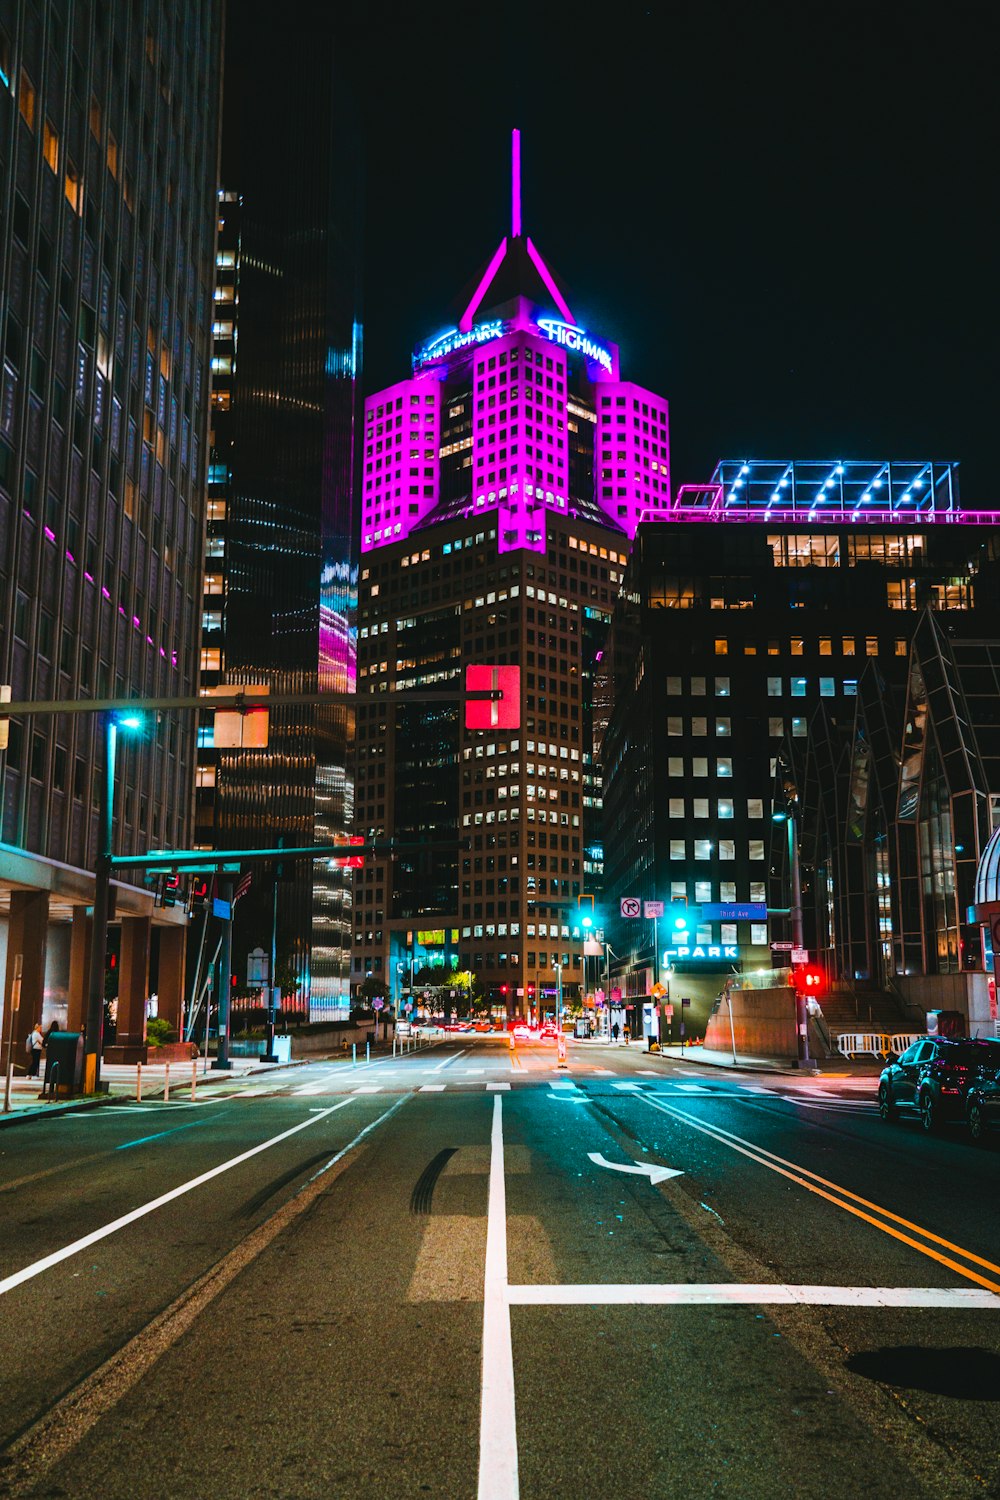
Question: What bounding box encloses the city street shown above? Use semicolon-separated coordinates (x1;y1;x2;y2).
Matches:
1;1037;999;1499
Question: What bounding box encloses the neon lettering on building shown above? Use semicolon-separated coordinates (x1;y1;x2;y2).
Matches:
416;320;505;367
664;945;740;962
535;318;613;373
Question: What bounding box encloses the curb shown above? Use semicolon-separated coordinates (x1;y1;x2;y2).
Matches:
0;1094;117;1128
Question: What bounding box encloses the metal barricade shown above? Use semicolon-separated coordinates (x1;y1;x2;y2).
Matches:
836;1032;892;1059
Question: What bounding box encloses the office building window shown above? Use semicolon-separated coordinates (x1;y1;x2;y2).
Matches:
693;798;709;818
715;677;730;696
866;636;879;655
669;839;686;859
667;716;682;736
721;923;737;945
718;840;735;860
767;677;782;696
791;678;806;697
721;882;737;901
751;923;768;945
750;883;766;902
671;880;686;900
718;799;734;819
668;798;684;817
748;840;765;860
716;718;731;736
666;676;682;694
668;757;683;776
895;638;907;656
842;637;855;655
694;839;713;860
695;880;712;902
820;677;835;696
768;717;783;737
692;717;707;736
717;758;733;777
692;757;708;777
715;638;728;655
747;798;764;818
791;718;806;737
790;637;803;656
819;638;832;655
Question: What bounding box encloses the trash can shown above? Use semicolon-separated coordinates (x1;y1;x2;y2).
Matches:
43;1032;85;1096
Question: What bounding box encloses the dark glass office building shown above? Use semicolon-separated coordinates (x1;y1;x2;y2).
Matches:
194;5;362;1020
0;2;222;1058
599;460;1000;1030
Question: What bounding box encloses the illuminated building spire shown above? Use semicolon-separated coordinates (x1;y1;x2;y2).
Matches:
511;127;522;238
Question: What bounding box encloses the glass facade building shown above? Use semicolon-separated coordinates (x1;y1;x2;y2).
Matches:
0;2;222;1058
193;6;362;1021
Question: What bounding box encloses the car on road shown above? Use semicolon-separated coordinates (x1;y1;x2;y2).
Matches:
512;1023;531;1039
539;1024;558;1040
396;1020;412;1036
966;1074;1000;1143
878;1036;1000;1132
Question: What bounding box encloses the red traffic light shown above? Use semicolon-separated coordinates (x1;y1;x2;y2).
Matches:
794;965;826;995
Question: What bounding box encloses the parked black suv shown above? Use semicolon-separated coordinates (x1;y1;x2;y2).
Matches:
878;1037;1000;1132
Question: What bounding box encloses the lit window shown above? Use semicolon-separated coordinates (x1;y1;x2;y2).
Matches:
200;647;222;671
692;717;707;736
668;798;685;818
717;758;733;777
692;757;708;777
715;718;731;736
693;797;709;817
64;161;83;215
718;840;735;860
819;638;832;656
668;757;683;776
791;718;806;738
18;70;36;130
666;676;681;695
196;764;216;788
866;636;879;655
791;679;806;697
769;717;783;737
842;637;856;656
895;638;907;656
747;798;764;819
42;119;59;172
715;638;728;655
718;799;734;819
715;677;730;697
790;637;803;656
748;840;765;860
669;839;686;859
667;716;682;736
695;880;712;902
750;922;768;945
820;677;835;696
767;677;782;697
694;839;713;860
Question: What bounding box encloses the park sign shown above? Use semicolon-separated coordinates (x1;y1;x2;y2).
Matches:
663;944;740;964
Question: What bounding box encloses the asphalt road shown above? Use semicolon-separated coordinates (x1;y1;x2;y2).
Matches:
1;1037;998;1499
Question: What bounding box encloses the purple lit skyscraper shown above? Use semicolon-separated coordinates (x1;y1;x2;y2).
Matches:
352;135;671;1018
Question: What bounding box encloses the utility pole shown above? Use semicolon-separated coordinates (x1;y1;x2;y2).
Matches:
83;715;116;1094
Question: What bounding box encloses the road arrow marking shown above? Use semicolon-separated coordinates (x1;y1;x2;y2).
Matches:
587;1152;683;1185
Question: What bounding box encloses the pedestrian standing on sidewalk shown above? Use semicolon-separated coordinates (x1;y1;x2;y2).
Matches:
26;1023;44;1077
611;1021;620;1043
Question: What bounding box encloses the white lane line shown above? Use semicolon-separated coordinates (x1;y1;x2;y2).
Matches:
353;1086;382;1094
0;1100;356;1298
506;1284;1000;1309
550;1080;578;1092
420;1084;447;1093
478;1096;518;1500
433;1048;469;1074
675;1083;710;1093
487;1083;511;1092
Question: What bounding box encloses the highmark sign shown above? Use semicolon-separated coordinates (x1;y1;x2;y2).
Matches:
664;945;740;963
535;318;613;373
417;321;505;365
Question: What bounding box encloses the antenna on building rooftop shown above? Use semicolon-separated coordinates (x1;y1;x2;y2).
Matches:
511;127;522;238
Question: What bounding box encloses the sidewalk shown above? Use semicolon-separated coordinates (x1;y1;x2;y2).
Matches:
0;1054;298;1127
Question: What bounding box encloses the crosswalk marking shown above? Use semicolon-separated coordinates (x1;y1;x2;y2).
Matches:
637;1069;659;1076
487;1082;511;1092
612;1082;642;1091
591;1068;614;1075
353;1085;382;1094
550;1080;578;1091
419;1084;446;1092
675;1083;710;1093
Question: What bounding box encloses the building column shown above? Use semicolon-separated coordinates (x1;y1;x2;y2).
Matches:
66;906;92;1033
156;925;186;1039
105;916;150;1063
1;890;49;1075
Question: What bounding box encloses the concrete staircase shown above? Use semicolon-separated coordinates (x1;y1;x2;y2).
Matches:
818;988;911;1038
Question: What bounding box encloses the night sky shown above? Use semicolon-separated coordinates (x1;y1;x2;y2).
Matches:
356;1;994;499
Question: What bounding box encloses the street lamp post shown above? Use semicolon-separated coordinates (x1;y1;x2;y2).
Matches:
84;712;142;1095
553;961;563;1028
773;805;814;1069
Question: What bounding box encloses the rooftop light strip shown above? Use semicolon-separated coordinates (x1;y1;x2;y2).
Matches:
511;128;521;238
526;237;574;324
458;238;508;332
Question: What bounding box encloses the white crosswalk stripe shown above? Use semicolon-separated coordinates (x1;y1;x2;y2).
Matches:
612;1082;642;1091
353;1085;382;1094
675;1083;710;1093
419;1084;446;1092
550;1080;578;1091
487;1082;511;1091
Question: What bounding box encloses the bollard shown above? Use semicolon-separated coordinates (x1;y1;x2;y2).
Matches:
136;1062;142;1103
164;1062;170;1102
191;1060;197;1101
393;1035;397;1059
366;1040;370;1065
352;1043;357;1068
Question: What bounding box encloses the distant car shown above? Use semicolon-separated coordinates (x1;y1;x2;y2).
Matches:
416;1023;442;1037
878;1036;1000;1132
512;1024;531;1039
396;1020;412;1036
539;1025;558;1040
474;1021;492;1033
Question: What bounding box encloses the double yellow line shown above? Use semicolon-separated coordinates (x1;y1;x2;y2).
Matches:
642;1096;1000;1295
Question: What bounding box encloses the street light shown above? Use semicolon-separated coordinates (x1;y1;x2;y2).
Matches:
772;804;814;1069
84;710;144;1094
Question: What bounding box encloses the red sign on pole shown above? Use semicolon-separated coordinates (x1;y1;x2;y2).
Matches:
465;665;521;730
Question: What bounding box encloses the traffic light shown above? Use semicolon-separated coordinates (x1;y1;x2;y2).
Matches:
162;873;182;908
794;965;826;996
188;877;210;916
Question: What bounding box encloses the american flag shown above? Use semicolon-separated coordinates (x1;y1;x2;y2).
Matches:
233;871;252;906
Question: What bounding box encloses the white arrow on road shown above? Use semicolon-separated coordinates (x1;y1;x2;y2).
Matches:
587;1152;683;1185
